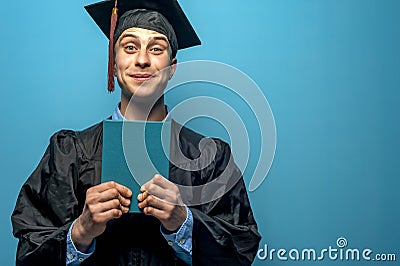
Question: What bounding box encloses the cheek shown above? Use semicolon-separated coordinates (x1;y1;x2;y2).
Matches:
115;54;132;72
154;61;172;77
154;54;171;68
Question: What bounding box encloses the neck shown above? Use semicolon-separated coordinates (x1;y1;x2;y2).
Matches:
120;95;166;121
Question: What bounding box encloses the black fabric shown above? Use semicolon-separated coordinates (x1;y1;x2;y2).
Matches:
12;120;261;265
114;9;178;57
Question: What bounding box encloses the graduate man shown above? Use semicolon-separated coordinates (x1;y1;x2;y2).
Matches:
12;0;261;265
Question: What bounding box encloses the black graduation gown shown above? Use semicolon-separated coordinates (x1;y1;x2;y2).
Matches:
12;120;261;266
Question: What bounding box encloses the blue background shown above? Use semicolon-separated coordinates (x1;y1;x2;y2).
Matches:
1;0;399;265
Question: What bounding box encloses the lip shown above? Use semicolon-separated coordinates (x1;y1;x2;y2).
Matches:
130;73;155;82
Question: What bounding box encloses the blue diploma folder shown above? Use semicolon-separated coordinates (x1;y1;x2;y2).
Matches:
101;120;171;212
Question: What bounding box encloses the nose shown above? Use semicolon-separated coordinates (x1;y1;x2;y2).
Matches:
135;49;150;68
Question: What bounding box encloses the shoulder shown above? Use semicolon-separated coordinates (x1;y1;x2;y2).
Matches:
171;120;231;163
49;121;103;160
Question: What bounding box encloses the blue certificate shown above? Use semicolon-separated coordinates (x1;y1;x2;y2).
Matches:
102;120;171;212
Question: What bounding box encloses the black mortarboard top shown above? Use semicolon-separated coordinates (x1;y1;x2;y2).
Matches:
85;0;201;50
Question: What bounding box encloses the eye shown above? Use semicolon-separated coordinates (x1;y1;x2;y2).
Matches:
150;46;165;54
124;45;137;53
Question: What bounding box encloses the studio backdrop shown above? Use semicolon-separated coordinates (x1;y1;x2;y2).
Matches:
1;0;399;265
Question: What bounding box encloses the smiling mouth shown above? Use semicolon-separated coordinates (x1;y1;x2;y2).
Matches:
130;74;155;82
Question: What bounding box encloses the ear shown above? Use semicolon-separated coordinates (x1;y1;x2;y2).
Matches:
169;58;177;80
113;46;118;76
113;62;117;76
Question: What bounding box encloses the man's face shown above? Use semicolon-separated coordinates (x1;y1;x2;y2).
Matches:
114;27;176;101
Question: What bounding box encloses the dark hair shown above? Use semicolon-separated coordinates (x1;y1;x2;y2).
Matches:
114;9;178;58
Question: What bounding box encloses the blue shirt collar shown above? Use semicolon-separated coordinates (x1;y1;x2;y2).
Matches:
111;103;125;121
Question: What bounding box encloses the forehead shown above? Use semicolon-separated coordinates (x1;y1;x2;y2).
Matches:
119;27;169;42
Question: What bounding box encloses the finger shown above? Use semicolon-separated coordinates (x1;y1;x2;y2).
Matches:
118;193;131;207
89;199;130;214
87;186;132;205
137;191;149;202
90;181;120;193
97;208;123;222
91;187;122;203
152;174;173;188
142;180;176;200
138;194;168;211
118;202;130;213
96;181;132;198
114;182;133;198
142;174;171;191
143;185;181;205
142;183;166;199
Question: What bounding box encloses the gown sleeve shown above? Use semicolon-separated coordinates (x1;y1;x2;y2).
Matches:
11;130;81;266
190;140;261;265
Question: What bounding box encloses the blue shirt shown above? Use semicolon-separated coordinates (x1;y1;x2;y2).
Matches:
66;103;193;265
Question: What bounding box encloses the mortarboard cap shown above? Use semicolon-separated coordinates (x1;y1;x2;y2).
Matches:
85;0;201;92
85;0;200;50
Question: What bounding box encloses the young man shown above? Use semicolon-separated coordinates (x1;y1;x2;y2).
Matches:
12;0;261;265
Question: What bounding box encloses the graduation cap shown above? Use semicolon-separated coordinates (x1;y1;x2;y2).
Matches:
85;0;201;92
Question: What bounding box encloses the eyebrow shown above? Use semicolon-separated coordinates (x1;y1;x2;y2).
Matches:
152;36;169;43
120;33;169;44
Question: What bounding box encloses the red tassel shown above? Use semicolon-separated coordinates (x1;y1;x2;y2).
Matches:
108;0;118;92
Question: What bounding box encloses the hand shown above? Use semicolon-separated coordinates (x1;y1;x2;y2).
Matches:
72;181;132;252
138;174;187;232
